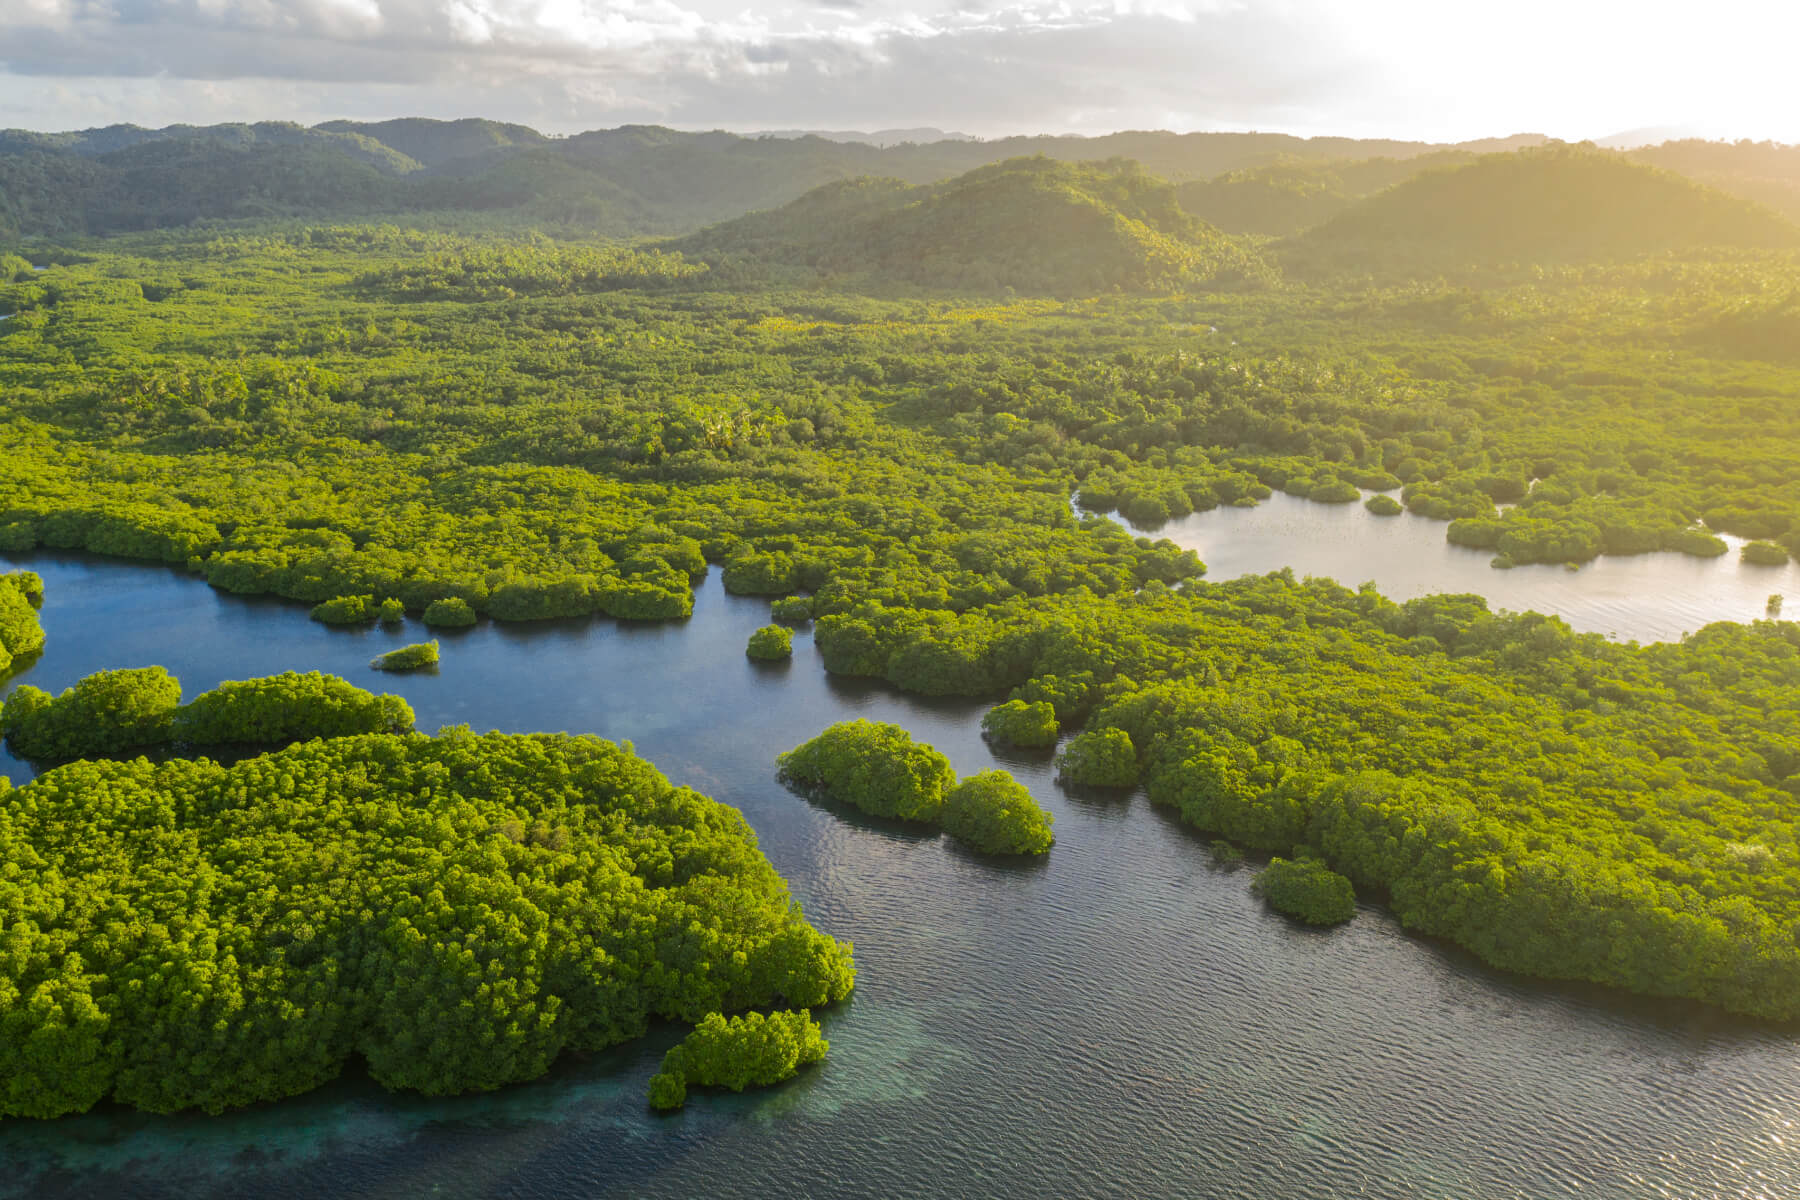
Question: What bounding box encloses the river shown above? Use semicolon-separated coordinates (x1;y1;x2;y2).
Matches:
0;552;1795;1200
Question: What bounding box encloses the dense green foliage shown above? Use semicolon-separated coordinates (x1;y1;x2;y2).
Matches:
12;216;1800;601
0;730;855;1116
1056;728;1140;788
1365;493;1403;516
378;597;406;624
779;725;1054;856
980;698;1059;747
1;667;413;761
1742;540;1791;566
1;666;182;760
812;570;1800;1017
0;571;45;679
676;157;1269;293
746;625;793;660
423;596;478;627
1252;856;1358;925
777;720;955;822
371;641;440;671
7;138;1800;1020
940;770;1055;855
770;596;814;624
1287;146;1800;276
311;594;378;625
646;1009;828;1110
172;671;414;745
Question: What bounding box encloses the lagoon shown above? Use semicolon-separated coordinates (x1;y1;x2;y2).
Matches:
1114;490;1800;643
2;552;1795;1200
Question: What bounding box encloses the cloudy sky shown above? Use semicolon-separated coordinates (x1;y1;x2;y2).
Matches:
0;0;1795;142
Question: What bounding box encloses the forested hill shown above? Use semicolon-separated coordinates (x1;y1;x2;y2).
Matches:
1174;151;1478;236
671;157;1270;293
1631;139;1800;225
0;119;1538;239
1283;146;1800;275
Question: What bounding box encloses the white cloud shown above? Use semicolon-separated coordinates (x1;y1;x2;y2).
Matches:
0;0;1793;141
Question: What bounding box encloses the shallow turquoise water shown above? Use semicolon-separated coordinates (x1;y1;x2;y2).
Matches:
1;553;1796;1200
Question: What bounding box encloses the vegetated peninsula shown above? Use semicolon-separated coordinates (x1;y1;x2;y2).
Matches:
0;666;413;762
4;122;1800;1033
0;570;44;679
0;729;855;1118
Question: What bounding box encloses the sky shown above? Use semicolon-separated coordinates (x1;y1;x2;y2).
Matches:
0;0;1796;143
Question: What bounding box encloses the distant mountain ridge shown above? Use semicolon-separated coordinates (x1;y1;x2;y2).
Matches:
750;128;977;147
0;118;1550;240
0;118;1794;244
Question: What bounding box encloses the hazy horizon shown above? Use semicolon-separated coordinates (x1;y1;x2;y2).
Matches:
1;1;1795;145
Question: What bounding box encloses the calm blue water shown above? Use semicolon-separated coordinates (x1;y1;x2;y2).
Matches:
1;553;1796;1200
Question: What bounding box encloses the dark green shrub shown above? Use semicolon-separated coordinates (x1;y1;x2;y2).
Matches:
378;597;406;624
629;537;707;580
172;671;414;745
311;594;376;625
941;770;1054;855
770;596;813;624
8;570;43;610
1056;727;1139;788
599;580;693;620
1252;856;1357;925
778;719;954;821
1209;840;1245;866
648;1010;827;1110
2;667;413;760
647;1071;687;1111
981;699;1059;747
1447;517;1504;548
422;596;478;627
1742;540;1790;566
723;550;797;595
1012;672;1099;724
0;571;46;678
486;576;599;621
747;625;793;660
372;641;439;671
1308;478;1361;504
0;666;183;761
0;522;36;554
1364;494;1403;517
1665;527;1729;557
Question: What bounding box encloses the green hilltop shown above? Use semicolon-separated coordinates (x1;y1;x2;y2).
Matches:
674;156;1270;293
1284;144;1800;275
1174;151;1479;237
